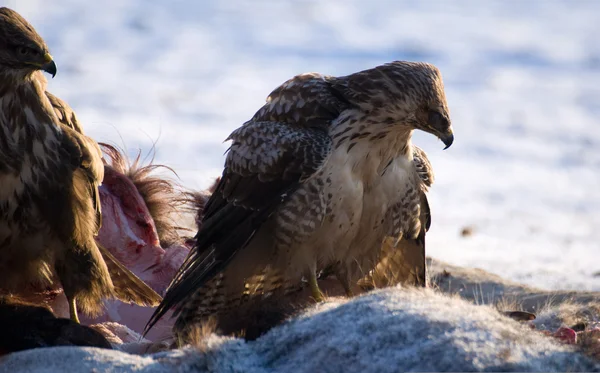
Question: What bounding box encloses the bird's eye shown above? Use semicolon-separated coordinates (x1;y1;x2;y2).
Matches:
17;46;29;56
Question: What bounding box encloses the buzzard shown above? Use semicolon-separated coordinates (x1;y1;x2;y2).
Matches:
0;7;161;323
145;61;453;340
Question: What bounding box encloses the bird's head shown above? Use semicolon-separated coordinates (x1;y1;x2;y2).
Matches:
388;61;453;149
0;7;56;79
337;61;454;149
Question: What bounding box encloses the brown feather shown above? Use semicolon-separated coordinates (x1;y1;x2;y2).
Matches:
97;244;162;307
47;92;104;233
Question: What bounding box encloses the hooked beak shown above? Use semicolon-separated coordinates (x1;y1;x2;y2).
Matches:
439;130;454;150
428;110;454;150
41;53;57;78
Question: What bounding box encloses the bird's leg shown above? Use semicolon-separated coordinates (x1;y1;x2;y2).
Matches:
306;266;324;302
68;296;80;324
309;273;324;302
334;265;354;297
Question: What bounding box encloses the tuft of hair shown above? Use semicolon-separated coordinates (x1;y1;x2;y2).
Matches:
176;177;221;249
179;177;220;233
180;190;211;233
533;300;600;333
177;316;219;352
528;299;600;362
99;143;185;247
577;329;600;362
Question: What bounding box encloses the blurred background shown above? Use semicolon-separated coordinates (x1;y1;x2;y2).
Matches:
4;0;600;290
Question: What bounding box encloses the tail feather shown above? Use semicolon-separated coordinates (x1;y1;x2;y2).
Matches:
97;244;163;307
171;268;293;344
144;176;299;337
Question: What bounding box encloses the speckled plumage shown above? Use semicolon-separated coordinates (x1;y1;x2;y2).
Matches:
146;61;453;341
0;7;161;322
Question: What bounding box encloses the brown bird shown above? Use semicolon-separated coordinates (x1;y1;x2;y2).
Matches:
0;7;161;323
145;61;453;342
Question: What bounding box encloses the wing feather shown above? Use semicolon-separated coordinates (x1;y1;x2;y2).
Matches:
144;121;332;335
46;91;104;232
46;93;162;306
360;146;433;288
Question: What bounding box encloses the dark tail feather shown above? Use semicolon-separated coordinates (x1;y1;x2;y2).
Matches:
143;175;299;337
142;205;271;337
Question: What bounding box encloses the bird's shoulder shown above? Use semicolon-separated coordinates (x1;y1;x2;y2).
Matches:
45;91;83;133
224;120;332;183
45;91;103;183
250;72;354;129
43;91;104;231
217;72;354;188
412;145;434;190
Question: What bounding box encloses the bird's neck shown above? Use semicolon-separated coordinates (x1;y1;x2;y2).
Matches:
0;68;45;90
0;70;59;134
331;109;414;160
329;109;415;182
0;71;57;126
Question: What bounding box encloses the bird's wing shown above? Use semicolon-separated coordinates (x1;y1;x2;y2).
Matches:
46;91;104;233
249;72;354;127
361;146;433;288
412;145;434;190
144;120;333;335
47;93;161;306
46;91;84;133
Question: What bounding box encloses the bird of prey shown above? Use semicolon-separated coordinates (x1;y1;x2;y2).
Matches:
145;60;453;340
0;7;161;323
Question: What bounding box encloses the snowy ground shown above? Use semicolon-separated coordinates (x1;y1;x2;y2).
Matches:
5;0;600;291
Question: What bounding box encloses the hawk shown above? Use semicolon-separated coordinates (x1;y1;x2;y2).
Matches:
145;60;453;340
0;7;161;323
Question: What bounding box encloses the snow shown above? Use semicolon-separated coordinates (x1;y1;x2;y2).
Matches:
3;0;600;291
1;287;598;373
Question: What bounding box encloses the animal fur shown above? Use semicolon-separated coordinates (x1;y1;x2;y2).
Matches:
99;143;185;248
0;296;112;355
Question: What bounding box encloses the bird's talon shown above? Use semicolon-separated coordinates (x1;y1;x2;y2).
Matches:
68;297;80;324
308;272;325;302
